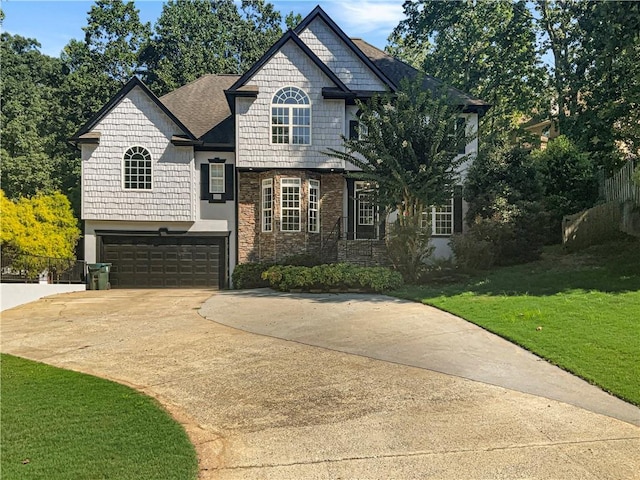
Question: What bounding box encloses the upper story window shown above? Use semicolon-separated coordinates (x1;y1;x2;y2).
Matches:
209;164;225;194
123;146;151;190
271;87;311;145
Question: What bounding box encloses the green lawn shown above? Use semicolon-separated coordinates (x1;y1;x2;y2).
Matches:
0;354;198;480
392;238;640;406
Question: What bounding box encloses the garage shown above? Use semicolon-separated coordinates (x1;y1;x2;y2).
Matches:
100;235;226;288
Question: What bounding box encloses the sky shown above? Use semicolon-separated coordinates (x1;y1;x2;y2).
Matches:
1;0;406;58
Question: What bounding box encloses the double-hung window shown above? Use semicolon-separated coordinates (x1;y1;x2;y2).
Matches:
271;87;311;145
262;179;273;232
421;198;454;236
123;146;152;190
308;180;320;233
280;178;301;232
209;164;225;194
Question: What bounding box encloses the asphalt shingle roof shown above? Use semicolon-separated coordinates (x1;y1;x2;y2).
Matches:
351;39;489;109
160;74;240;145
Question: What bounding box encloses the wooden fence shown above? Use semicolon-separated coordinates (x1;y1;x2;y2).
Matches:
562;201;625;251
600;160;640;205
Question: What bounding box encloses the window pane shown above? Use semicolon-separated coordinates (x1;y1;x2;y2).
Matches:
123;147;152;190
209;164;225;194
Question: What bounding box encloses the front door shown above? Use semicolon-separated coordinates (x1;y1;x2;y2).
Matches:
354;182;377;240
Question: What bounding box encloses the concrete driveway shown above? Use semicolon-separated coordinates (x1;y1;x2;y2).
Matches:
1;289;639;480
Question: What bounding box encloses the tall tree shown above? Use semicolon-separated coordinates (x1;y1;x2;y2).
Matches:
82;0;151;82
536;0;640;171
326;78;470;280
0;34;66;199
389;0;546;139
141;0;282;95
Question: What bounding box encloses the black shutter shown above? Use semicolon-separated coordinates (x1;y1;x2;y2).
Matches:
200;163;210;200
457;118;466;154
223;164;234;201
346;179;355;240
349;120;359;140
453;185;463;233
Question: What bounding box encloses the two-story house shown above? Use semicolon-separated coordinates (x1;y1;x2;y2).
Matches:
71;6;489;289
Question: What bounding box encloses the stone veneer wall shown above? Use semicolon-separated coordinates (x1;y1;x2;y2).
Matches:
238;170;344;264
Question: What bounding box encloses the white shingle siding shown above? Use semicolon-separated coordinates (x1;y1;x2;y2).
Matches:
236;40;346;169
82;86;194;221
298;18;387;91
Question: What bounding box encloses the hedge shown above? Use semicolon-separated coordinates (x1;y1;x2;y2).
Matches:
261;263;403;293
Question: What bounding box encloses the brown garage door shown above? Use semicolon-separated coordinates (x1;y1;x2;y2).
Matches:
101;236;225;288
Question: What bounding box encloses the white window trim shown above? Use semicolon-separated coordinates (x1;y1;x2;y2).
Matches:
422;198;454;236
270;86;312;146
262;178;273;233
122;145;152;191
280;177;301;232
209;163;225;194
308;179;320;233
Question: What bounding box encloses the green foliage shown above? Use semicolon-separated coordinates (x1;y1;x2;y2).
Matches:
532;135;599;242
280;253;324;267
465;143;546;264
633;165;640;188
449;233;494;271
0;33;74;201
82;0;151;82
262;264;404;293
386;220;434;282
328;76;470;219
536;0;640;172
1;191;80;277
389;0;546;143
232;262;272;289
141;0;282;95
1;354;198;479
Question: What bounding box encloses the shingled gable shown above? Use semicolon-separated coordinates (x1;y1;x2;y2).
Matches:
224;29;349;104
293;5;397;91
69;76;198;146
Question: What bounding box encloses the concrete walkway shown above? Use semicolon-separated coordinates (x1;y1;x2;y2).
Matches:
201;289;640;426
1;289;639;479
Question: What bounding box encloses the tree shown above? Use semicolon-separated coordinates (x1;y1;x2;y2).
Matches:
535;0;640;172
0;33;67;199
389;0;546;140
141;0;282;95
82;0;150;82
532;135;598;241
464;142;546;264
327;77;471;280
1;190;81;277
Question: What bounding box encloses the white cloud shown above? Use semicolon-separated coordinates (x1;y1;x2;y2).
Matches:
323;1;405;37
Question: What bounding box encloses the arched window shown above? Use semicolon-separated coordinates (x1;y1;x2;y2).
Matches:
123;146;152;190
271;87;311;145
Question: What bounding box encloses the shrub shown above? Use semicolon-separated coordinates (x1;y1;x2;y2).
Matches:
449;233;495;271
385;219;434;283
232;262;272;289
280;253;324;267
261;263;403;293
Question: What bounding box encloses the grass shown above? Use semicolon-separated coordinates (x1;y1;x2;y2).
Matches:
0;354;198;480
392;238;640;406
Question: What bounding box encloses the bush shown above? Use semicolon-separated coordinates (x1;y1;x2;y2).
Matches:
232;262;272;289
280;253;324;267
449;233;495;271
385;220;434;282
262;263;403;293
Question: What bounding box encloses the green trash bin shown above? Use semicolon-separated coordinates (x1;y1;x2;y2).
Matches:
87;263;112;290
